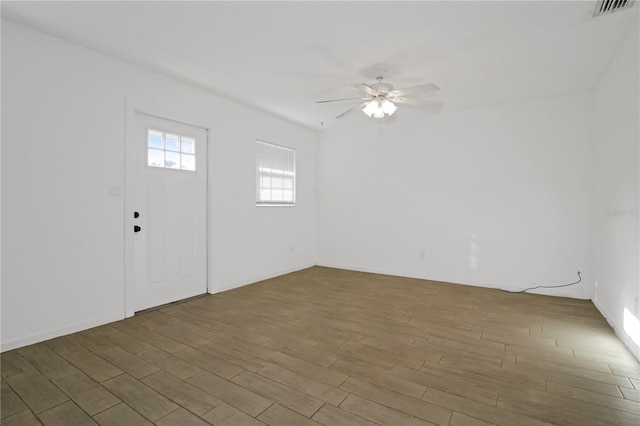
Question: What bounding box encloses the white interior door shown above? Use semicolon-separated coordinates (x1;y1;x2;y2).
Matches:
133;112;208;312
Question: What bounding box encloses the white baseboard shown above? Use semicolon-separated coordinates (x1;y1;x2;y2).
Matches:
315;261;450;283
1;311;124;353
211;263;316;294
315;262;591;299
592;298;640;361
316;261;505;293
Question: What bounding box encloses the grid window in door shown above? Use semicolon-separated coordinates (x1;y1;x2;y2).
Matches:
256;140;295;205
147;129;196;171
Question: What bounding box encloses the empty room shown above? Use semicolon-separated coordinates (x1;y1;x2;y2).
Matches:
1;1;639;425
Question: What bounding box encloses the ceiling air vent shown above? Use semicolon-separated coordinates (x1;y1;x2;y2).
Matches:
593;0;636;17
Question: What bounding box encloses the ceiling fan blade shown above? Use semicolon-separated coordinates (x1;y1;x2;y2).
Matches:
351;83;380;97
335;102;369;119
392;98;444;110
389;83;440;97
316;96;369;104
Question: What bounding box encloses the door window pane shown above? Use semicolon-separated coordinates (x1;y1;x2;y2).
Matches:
181;137;195;154
165;134;179;152
148;148;165;167
148;130;163;149
181;154;195;171
165;151;180;169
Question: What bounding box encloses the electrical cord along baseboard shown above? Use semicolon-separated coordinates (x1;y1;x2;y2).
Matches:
502;271;582;294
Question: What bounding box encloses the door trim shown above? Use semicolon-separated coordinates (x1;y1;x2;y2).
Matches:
124;98;210;317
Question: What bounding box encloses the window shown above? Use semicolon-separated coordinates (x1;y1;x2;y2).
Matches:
147;129;196;171
256;140;295;206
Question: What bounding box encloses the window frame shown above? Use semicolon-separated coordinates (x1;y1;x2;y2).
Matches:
255;140;296;207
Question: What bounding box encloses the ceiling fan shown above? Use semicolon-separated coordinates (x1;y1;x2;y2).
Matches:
317;76;443;119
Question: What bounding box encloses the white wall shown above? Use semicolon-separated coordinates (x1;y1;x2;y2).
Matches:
1;20;318;351
318;93;594;299
592;19;640;360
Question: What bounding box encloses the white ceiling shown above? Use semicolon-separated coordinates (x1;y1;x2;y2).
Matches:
2;1;638;130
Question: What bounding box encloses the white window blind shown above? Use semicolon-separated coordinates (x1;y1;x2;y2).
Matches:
256;140;296;206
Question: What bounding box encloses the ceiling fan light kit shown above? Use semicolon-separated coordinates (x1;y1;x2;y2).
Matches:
317;76;442;120
363;99;397;118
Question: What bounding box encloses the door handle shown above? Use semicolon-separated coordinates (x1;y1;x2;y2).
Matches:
134;225;141;233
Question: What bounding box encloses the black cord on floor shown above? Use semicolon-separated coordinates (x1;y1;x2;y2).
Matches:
501;271;581;294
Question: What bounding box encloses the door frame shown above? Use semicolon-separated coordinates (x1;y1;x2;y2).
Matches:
124;98;211;317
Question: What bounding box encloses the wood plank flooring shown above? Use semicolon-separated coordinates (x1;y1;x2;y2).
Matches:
2;266;639;425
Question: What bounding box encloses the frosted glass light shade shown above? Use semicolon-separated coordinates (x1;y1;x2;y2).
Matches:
362;101;381;117
381;100;397;115
362;99;397;118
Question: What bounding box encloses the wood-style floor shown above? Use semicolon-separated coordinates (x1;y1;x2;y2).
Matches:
2;267;640;426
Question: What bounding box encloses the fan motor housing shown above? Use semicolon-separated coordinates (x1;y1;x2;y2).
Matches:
371;81;394;94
